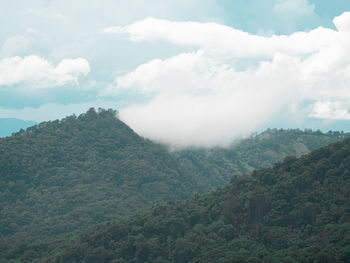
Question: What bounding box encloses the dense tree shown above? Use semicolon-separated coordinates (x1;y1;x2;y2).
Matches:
0;108;349;262
0;108;196;245
175;128;349;191
36;136;350;263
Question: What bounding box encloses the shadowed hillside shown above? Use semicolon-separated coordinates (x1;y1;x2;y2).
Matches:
0;108;195;244
0;108;349;262
36;137;350;263
175;128;349;191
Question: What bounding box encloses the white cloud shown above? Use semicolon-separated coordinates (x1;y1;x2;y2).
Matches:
104;17;337;58
121;90;283;148
103;12;350;147
0;35;31;58
333;11;350;32
0;55;90;90
118;52;302;147
309;101;350;120
112;50;208;94
55;58;90;85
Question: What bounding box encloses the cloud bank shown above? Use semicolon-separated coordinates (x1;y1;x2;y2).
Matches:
104;12;350;147
0;55;90;91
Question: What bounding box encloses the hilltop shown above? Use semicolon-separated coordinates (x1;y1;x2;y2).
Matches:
0;108;195;243
0;108;348;260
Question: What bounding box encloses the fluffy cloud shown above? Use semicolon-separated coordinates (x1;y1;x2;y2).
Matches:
118;52;302;147
0;55;90;90
309;101;350;120
104;12;350;147
104;17;337;58
333;11;350;32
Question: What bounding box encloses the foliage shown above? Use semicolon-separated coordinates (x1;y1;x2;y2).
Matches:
0;108;195;245
3;134;350;262
46;137;350;263
1;108;349;262
175;128;349;191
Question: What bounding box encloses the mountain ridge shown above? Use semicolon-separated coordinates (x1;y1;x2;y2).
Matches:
0;108;195;243
174;127;350;191
0;108;349;262
42;136;350;263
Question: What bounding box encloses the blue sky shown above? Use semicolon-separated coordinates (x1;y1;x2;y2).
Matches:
1;0;350;146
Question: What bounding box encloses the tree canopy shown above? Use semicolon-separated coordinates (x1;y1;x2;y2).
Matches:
0;108;349;262
44;137;350;263
0;108;195;244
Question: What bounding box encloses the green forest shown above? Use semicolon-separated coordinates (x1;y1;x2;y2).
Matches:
0;108;350;262
16;136;350;262
0;108;197;244
174;128;348;191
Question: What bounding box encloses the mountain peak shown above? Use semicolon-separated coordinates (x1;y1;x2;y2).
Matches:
10;108;144;146
0;108;193;243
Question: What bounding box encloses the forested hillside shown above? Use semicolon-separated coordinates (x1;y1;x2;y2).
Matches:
0;108;196;244
28;136;350;263
175;128;349;191
0;108;349;262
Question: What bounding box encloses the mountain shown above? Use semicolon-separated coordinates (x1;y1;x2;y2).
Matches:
1;108;349;261
175;128;349;192
0;118;37;137
0;108;196;244
32;136;350;263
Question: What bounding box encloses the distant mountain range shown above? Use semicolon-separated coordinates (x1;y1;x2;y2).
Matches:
0;118;37;137
0;108;349;262
175;128;349;192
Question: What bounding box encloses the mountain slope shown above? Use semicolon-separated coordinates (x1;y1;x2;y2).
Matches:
1;108;349;259
175;128;349;191
41;137;350;263
0;108;195;243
